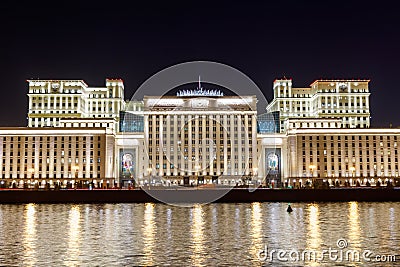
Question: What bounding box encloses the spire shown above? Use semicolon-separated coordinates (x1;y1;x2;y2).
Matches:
198;75;202;91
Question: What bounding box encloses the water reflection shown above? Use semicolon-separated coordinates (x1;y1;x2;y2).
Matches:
0;202;399;266
166;208;172;241
348;202;361;248
250;202;263;261
142;203;155;266
65;205;81;267
190;204;205;267
305;204;321;266
23;204;37;267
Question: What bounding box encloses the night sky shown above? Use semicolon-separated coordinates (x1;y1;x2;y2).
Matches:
1;1;398;127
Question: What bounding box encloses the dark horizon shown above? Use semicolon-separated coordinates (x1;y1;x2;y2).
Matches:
1;1;398;128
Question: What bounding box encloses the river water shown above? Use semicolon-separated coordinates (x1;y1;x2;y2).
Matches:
0;202;399;266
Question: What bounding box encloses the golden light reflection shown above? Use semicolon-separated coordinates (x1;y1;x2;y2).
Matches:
250;202;263;260
348;202;361;248
190;204;205;267
142;203;156;266
65;205;82;267
306;204;321;266
23;204;37;267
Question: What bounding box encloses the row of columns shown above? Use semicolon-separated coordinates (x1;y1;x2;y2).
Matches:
145;113;258;177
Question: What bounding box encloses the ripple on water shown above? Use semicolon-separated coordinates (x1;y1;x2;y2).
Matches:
0;202;398;266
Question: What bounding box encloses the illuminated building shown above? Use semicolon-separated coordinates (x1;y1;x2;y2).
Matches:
266;79;371;132
0;77;398;189
0;128;115;189
142;90;258;186
27;79;125;129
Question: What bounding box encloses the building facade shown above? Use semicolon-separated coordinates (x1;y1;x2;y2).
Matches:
0;128;115;189
142;93;258;186
0;77;397;189
266;79;370;132
27;79;125;129
285;128;400;187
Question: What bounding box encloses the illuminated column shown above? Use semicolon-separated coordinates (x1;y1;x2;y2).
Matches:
180;115;185;176
252;114;257;173
244;115;249;175
78;97;82;114
202;115;206;176
369;138;374;177
336;97;340;114
209;115;214;175
376;139;382;177
390;137;396;176
383;136;389;177
360;136;366;177
47;96;51;114
188;115;192;175
237;114;242;175
159;115;163;176
56;137;61;178
173;115;178;176
12;138;17;178
166;115;171;176
230;115;235;174
223;114;228;174
318;97;321;111
327;136;332;177
42;137;47;178
194;115;199;174
151;115;156;176
283;83;287;97
143;115;149;176
216;115;221;176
